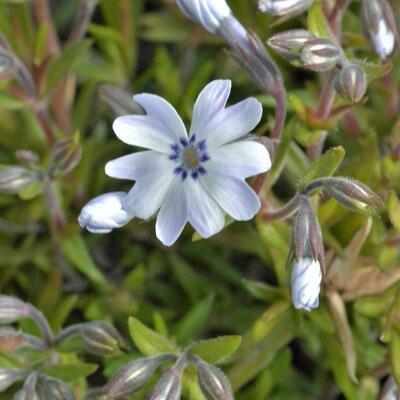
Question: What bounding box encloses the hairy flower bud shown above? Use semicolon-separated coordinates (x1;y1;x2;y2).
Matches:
0;368;27;391
0;166;39;194
146;368;182;400
291;258;322;311
258;0;313;17
197;360;234;400
36;376;74;400
300;39;344;71
361;0;396;59
102;355;172;399
335;64;367;104
319;177;383;215
176;0;232;33
267;29;316;63
49;135;82;178
81;321;128;356
78;192;134;234
0;295;29;324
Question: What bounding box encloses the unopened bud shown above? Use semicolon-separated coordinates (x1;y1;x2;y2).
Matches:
197;360;234;400
319;177;383;215
361;0;396;59
14;373;39;400
99;85;144;116
16;150;39;167
267;29;316;63
0;368;27;391
0;166;39;194
335;64;367;104
102;355;172;399
146;368;182;400
81;321;128;356
49;134;81;178
0;295;29;324
36;376;74;400
258;0;313;17
301;39;344;72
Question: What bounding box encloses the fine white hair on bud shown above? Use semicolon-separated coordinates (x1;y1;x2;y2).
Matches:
258;0;313;17
291;258;322;311
176;0;232;33
78;192;134;234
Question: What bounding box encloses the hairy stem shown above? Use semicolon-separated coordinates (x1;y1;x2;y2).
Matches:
261;194;300;221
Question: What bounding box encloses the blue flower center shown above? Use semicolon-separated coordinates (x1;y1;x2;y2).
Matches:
169;135;210;180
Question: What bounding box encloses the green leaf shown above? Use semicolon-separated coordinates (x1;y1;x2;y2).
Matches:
242;279;286;303
298;146;345;189
307;1;334;40
387;192;400;231
189;336;242;364
391;329;400;387
60;235;106;286
174;294;215;345
43;363;98;382
0;92;26;110
128;317;178;357
18;180;43;200
357;61;392;84
45;40;92;91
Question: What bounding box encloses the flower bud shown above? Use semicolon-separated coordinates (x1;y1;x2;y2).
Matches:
36;376;74;400
0;166;39;194
146;368;182;400
0;369;27;392
291;257;322;311
319;177;383;216
80;321;128;356
14;373;39;400
300;39;344;71
78;192;134;234
102;355;171;399
258;0;314;17
267;29;316;63
361;0;396;59
49;134;82;178
0;295;29;324
15;150;39;167
176;0;232;33
99;85;144;116
197;360;234;400
335;64;367;104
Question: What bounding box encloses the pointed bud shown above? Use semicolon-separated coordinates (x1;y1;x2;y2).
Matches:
319;177;383;216
361;0;396;59
81;321;128;356
176;0;232;33
0;295;29;324
36;377;74;400
197;360;234;400
300;39;344;71
291;258;322;311
267;29;316;63
78;192;134;234
99;85;144;116
49;134;82;178
0;369;27;391
0;166;40;194
14;373;39;400
102;355;172;399
146;368;182;400
335;64;367;104
258;0;313;17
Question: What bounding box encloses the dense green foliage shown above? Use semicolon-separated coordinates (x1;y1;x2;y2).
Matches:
0;0;399;399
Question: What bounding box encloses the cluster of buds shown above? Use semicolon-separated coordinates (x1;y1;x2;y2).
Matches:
361;0;397;59
101;353;234;400
258;0;314;18
267;30;345;72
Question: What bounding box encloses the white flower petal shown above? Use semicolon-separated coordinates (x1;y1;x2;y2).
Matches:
200;173;261;220
125;170;175;219
105;151;172;181
156;178;188;246
374;19;395;59
113;93;187;153
207;140;271;179
185;179;225;238
78;192;133;234
189;80;231;137
202;98;263;148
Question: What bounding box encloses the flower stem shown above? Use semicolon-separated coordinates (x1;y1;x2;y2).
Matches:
271;88;287;141
27;305;54;347
68;0;98;44
261;194;300;221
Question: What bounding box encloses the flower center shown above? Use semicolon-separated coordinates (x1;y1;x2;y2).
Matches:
169;135;210;180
